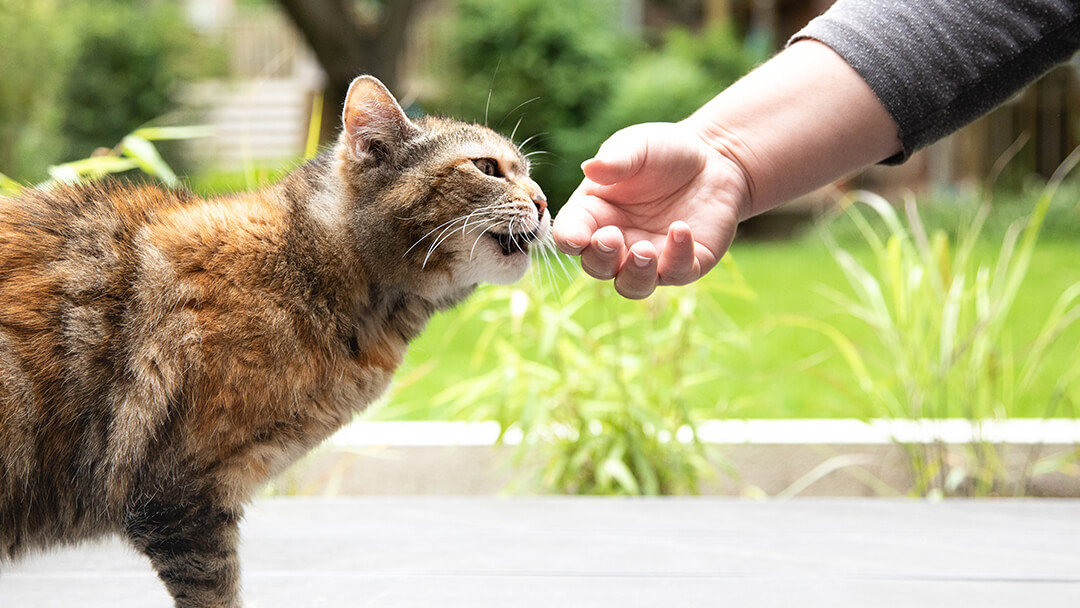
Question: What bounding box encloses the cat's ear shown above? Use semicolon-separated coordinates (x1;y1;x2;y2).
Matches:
342;75;419;162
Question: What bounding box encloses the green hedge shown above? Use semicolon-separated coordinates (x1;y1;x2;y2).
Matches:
0;0;213;181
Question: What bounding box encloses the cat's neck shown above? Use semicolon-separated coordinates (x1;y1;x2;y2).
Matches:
255;151;471;352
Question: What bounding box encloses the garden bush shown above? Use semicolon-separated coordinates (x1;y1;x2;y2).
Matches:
805;155;1080;496
0;0;213;182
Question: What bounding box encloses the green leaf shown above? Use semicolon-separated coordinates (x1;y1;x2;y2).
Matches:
133;125;213;141
50;156;141;182
600;457;640;495
47;164;81;185
767;315;874;393
0;172;23;197
121;134;178;187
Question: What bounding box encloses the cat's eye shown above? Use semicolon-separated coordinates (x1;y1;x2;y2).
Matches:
472;158;502;178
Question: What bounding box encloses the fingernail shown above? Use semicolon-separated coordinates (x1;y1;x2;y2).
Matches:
672;230;688;244
595;241;616;254
564;240;583;251
632;252;651;268
581;157;603;172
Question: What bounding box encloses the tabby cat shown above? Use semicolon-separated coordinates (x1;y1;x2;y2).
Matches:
0;75;550;607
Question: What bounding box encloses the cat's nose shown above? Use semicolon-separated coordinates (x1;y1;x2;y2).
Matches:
519;178;547;218
532;193;548;218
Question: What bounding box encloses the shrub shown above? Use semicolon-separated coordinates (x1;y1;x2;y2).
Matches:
376;260;756;495
0;0;72;180
0;0;211;181
806;152;1080;496
590;24;757;139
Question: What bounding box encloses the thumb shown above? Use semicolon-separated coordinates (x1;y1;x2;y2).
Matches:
581;128;647;186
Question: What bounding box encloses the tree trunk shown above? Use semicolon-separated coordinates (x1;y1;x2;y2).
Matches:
276;0;424;141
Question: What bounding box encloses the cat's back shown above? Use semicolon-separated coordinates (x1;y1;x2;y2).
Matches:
0;181;207;557
0;181;195;302
0;181;197;385
0;180;197;394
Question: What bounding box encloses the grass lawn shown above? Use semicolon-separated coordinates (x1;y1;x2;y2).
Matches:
375;232;1080;421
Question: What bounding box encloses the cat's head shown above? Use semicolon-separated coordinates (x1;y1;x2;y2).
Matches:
333;76;550;301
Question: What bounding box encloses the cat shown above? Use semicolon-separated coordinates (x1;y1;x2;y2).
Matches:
0;75;550;607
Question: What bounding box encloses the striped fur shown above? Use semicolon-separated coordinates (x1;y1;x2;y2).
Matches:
0;76;549;607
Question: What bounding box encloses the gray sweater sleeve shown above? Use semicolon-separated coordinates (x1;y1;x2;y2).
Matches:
791;0;1080;163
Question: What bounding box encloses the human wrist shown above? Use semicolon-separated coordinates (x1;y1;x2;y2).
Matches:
684;40;901;219
679;115;758;222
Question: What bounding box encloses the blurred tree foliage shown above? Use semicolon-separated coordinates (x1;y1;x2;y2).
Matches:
0;0;214;181
426;0;758;208
593;25;758;138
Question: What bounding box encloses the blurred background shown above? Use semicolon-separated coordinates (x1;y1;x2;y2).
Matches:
2;0;1079;498
5;0;1078;202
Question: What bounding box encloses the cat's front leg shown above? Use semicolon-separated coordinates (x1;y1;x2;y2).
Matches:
124;498;243;608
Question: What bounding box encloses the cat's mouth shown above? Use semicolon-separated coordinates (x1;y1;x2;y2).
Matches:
487;229;539;256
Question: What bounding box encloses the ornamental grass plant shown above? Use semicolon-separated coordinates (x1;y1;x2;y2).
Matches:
806;151;1080;497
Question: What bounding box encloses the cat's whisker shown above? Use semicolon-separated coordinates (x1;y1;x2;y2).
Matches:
541;253;561;298
497;96;541;130
463;217;505;237
484;57;503;127
484;89;494;128
535;233;573;292
407;203;512;261
424;218;470;269
556;256;573;284
459;203;518;238
530;245;551;294
509;115;526;144
423;214;486;267
468;219;504;261
405;215;471;258
459;207;487;238
527;240;550;293
531;235;563;297
512;219;528;256
517;132;548;153
424;208;511;269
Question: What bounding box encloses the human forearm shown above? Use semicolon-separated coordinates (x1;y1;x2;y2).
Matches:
797;0;1080;159
685;39;900;219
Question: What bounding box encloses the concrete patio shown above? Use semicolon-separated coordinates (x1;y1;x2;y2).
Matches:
2;497;1078;607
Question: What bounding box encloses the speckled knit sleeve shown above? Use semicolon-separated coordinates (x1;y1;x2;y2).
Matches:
791;0;1080;163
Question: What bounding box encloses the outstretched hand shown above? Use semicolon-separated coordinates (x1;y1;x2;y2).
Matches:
552;121;750;299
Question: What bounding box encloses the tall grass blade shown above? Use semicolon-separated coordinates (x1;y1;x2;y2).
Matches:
304;91;324;160
121;134;178;187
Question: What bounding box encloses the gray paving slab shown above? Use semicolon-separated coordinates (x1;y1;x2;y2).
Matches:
1;497;1078;607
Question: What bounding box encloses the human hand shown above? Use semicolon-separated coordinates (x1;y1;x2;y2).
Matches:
552;121;750;299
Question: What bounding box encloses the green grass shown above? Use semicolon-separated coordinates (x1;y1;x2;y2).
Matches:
375;232;1080;421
